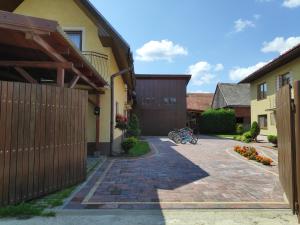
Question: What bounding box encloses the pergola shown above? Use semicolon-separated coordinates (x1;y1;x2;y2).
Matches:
0;10;108;90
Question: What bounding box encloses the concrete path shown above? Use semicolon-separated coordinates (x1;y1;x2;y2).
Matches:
0;209;298;225
65;136;287;209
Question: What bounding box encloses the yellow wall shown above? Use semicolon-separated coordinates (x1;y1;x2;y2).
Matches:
15;0;128;147
250;57;300;135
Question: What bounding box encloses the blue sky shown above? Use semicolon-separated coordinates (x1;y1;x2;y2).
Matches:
90;0;300;93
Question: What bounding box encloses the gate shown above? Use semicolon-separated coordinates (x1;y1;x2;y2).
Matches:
276;84;296;212
0;81;88;206
277;81;300;221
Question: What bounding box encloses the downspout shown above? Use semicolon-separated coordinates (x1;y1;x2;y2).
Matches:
109;68;132;156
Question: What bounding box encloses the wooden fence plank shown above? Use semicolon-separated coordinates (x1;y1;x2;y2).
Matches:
15;83;25;202
0;82;6;206
38;85;47;196
9;82;20;204
3;82;13;205
28;84;36;199
53;87;59;191
33;85;42;197
48;86;55;192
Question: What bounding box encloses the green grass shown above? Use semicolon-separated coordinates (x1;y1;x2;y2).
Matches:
214;134;240;139
0;157;103;218
128;141;150;157
0;185;77;218
0;203;43;219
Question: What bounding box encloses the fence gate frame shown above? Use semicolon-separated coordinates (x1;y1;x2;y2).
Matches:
277;81;300;222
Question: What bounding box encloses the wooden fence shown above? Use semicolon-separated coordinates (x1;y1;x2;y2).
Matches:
0;81;88;206
277;81;300;221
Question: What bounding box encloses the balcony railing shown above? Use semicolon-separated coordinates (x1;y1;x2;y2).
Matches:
82;51;109;84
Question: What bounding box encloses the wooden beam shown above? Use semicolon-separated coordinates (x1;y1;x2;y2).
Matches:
88;97;97;106
27;33;66;62
0;61;73;69
27;33;100;90
72;67;98;90
69;75;80;88
14;67;37;83
56;68;65;87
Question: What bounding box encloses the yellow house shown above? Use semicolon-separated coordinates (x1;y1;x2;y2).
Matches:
240;44;300;136
2;0;135;155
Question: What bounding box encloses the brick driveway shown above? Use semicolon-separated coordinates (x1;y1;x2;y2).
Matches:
65;136;288;209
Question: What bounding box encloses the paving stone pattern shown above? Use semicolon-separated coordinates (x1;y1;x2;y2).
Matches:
65;136;287;209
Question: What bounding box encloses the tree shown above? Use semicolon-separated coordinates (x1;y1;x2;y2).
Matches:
127;114;141;138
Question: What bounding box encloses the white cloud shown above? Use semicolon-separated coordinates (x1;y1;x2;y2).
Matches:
135;40;188;62
261;36;300;54
215;63;224;71
283;0;300;8
229;62;268;81
187;61;223;86
234;19;255;32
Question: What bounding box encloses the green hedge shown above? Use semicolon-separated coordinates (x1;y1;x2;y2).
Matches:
199;109;236;134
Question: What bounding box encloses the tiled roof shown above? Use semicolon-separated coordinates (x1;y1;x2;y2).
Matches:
217;83;250;107
187;93;214;112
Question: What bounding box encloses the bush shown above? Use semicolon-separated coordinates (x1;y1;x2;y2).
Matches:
127;114;141;138
236;124;244;135
268;135;278;146
121;137;138;154
199;109;236;134
241;131;252;143
250;121;260;142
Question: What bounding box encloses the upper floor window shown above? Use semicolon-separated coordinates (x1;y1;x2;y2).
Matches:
65;30;82;51
257;82;267;100
277;72;292;89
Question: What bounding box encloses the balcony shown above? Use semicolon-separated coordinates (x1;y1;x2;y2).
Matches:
82;51;110;85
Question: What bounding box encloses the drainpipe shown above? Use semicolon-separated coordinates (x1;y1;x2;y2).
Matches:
109;68;132;156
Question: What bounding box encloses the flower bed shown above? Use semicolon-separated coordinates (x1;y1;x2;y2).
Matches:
234;146;273;166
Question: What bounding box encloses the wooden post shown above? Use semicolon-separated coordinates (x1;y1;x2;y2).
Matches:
294;81;300;221
57;68;65;87
95;94;100;150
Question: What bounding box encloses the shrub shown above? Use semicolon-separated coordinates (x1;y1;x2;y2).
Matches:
267;135;278;146
240;131;252;143
250;121;260;142
127;114;141;138
236;123;244;135
121;137;138;154
199;109;236;134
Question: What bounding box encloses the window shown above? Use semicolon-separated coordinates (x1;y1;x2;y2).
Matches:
277;73;292;90
65;30;82;50
163;97;169;104
170;97;177;104
257;82;267;100
258;115;268;129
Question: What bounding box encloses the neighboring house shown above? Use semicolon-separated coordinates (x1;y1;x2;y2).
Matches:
240;43;300;136
134;74;191;136
186;93;213;132
211;83;251;127
1;0;135;155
